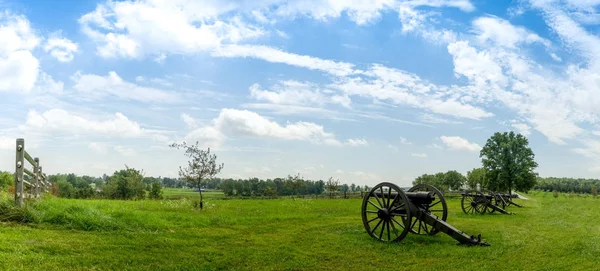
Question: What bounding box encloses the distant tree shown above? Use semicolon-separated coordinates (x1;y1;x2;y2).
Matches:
480;131;539;193
326;177;340;199
350;183;356;192
103;166;146;200
442;170;466;190
592;187;598;198
149;182;163;200
170;141;224;209
413;173;445;190
466;167;487;190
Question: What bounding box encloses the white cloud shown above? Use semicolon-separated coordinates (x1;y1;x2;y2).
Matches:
510;121;532;136
88;142;108;154
0;11;41;93
212;44;358;77
78;0;265;59
214;108;350;146
181;113;197;129
439;136;481;152
114;146;137;157
411;152;427;158
71;71;178;103
183;126;226;150
178;108;365;148
19;109;168;141
78;0;476;60
332;63;494;120
249;81;352;108
471;16;551;49
346;138;368;146
43;32;78;62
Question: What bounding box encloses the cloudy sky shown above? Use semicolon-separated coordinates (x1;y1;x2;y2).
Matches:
1;0;600;187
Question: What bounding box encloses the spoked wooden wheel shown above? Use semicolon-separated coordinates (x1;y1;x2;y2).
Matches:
361;182;411;242
407;183;447;235
461;190;489;214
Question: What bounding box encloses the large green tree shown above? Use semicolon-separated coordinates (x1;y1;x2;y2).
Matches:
480;131;538;193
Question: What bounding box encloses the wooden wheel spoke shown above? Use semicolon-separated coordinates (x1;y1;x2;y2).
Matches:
372;218;383;233
428;200;441;208
367;216;379;224
368;200;382;210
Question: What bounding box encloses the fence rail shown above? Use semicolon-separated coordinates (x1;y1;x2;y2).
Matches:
14;138;50;207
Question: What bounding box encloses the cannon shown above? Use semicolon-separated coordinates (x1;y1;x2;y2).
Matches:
460;190;513;215
361;182;490;246
497;192;523;208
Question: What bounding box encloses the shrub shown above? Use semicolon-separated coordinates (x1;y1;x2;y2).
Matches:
553;190;558;198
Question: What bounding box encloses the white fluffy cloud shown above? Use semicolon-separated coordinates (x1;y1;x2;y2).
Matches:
71;71;177;103
249;81;352;108
43;32;79;62
78;0;475;60
20;109;168;141
180;108;366;148
78;0;266;59
0;11;41;93
439;136;481;152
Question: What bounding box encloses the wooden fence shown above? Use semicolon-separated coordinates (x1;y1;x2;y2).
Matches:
14;138;50;207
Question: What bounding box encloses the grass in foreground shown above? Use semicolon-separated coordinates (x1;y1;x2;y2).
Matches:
0;191;599;270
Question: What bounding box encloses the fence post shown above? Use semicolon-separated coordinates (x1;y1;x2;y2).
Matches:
15;138;25;208
39;166;44;192
34;157;40;198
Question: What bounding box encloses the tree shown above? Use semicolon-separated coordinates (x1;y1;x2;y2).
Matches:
466;167;487;190
480;131;539;194
442;170;466;190
149;182;163;199
103;166;146;200
170;141;224;209
326;177;339;199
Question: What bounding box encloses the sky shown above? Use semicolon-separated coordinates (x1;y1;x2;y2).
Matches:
2;0;600;188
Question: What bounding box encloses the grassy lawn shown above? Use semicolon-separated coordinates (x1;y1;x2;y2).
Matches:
162;188;225;200
0;191;598;270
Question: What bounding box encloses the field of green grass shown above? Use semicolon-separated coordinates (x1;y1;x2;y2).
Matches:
0;191;599;270
162;188;225;200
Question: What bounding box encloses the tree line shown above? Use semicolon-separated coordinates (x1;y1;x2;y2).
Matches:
533;177;600;194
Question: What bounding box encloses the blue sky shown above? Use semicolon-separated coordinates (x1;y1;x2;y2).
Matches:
1;0;600;188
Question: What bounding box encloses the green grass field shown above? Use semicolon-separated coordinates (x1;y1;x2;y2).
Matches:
162;188;225;200
0;191;599;270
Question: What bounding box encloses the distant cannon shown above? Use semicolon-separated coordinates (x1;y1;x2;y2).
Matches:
460;190;514;215
361;182;490;246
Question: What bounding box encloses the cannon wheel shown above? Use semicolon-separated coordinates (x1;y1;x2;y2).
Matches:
407;184;447;236
361;182;412;242
461;190;488;215
487;192;505;213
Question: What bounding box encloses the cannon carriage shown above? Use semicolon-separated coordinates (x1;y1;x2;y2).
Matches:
460;190;521;215
361;182;490;246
